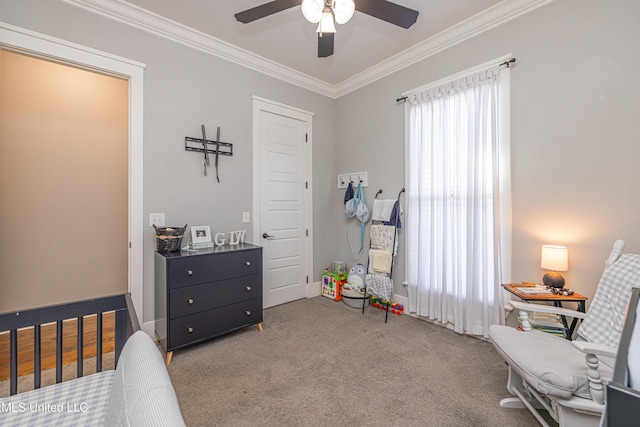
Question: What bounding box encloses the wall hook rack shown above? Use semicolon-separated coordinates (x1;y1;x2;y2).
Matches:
337;171;368;189
185;125;233;181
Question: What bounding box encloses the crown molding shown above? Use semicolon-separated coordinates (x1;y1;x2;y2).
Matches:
59;0;336;97
334;0;555;97
60;0;554;99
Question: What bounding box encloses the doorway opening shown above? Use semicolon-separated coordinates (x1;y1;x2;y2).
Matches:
0;23;145;327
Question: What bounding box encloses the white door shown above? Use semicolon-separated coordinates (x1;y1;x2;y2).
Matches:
252;98;312;308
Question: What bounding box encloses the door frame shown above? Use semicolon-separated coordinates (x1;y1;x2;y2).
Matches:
0;22;146;327
251;96;314;299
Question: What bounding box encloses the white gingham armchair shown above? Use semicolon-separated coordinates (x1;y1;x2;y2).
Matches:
489;240;640;427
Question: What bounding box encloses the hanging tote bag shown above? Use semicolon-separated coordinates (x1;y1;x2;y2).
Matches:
343;181;354;205
345;183;369;254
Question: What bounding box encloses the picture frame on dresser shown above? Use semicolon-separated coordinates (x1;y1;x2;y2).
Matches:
191;225;212;244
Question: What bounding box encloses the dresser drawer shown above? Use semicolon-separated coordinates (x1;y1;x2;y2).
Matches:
169;274;261;319
168;249;261;289
168;298;262;349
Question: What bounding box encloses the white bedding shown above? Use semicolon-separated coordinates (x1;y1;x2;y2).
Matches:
0;331;185;427
0;370;114;427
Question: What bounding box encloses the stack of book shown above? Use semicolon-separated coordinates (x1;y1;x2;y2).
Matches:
518;311;567;337
514;285;551;294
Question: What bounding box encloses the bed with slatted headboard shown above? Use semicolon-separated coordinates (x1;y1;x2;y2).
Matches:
0;293;185;426
1;294;139;397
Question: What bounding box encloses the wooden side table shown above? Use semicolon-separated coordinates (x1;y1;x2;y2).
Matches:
502;283;588;339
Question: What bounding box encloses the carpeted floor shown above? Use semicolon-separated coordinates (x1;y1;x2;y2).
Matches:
166;296;546;427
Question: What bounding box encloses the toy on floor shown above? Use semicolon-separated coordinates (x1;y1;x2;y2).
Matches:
371;296;404;315
330;261;347;275
321;268;347;301
342;263;367;292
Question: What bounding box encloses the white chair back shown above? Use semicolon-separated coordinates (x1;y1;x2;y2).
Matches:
578;253;640;348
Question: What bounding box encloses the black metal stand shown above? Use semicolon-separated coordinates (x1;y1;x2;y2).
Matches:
366;188;405;323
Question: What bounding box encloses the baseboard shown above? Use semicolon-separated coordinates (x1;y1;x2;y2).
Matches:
141;320;155;337
393;293;409;309
308;280;322;298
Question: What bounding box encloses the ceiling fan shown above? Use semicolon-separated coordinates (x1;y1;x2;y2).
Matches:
235;0;419;58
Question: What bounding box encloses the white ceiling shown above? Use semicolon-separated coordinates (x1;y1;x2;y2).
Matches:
63;0;553;97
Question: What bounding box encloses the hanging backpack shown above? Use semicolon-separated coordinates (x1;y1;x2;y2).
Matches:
345;182;369;254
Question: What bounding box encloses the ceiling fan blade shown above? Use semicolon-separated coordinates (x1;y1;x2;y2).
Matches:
235;0;302;24
355;0;419;29
318;33;334;58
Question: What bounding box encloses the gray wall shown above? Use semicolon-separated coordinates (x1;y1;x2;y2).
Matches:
0;0;337;324
335;0;640;303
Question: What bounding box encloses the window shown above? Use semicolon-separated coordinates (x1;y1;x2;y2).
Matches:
404;57;512;337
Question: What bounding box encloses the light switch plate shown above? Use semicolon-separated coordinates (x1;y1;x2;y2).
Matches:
242;212;250;223
149;213;165;228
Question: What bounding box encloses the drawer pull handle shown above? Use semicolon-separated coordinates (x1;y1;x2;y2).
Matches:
187;270;193;276
245;310;251;316
245;286;251;292
188;327;194;333
245;261;251;266
188;298;194;305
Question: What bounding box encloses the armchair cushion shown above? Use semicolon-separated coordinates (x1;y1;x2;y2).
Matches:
489;325;613;399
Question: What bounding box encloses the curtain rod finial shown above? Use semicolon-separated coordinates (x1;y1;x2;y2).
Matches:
500;58;516;68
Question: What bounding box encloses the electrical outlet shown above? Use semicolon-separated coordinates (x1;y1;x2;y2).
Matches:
242;212;250;223
149;213;165;228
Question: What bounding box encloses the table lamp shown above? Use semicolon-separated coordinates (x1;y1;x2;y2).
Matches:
541;245;568;288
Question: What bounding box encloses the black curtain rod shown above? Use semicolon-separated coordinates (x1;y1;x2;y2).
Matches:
500;57;516;68
396;57;517;103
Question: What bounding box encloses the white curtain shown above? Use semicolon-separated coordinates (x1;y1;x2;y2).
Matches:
406;65;510;338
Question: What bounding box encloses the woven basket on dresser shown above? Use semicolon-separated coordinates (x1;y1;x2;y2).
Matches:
153;224;187;253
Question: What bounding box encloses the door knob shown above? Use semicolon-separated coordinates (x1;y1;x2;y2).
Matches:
262;233;275;239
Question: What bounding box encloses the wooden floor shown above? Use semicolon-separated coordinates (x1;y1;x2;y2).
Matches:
0;312;115;381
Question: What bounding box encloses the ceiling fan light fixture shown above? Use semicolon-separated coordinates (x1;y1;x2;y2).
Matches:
301;0;324;23
316;8;336;35
333;0;355;25
237;0;420;58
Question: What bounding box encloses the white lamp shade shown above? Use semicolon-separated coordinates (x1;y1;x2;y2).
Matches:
333;0;355;24
301;0;324;23
540;245;568;271
316;10;336;33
